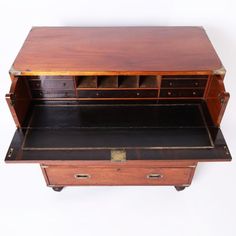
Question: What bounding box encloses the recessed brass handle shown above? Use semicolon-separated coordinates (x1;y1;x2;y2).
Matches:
147;173;163;179
74;174;91;180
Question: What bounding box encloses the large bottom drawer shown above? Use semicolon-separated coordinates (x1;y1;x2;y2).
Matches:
43;166;194;186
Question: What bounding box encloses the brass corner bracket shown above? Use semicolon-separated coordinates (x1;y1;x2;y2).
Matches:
9;66;22;76
213;66;226;75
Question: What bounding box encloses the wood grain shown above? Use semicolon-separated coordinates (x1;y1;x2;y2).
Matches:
5;27;231;190
5;77;31;127
45;165;195;186
11;27;222;75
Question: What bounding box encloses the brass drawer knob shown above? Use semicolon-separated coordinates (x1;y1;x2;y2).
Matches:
74;174;91;180
167;91;172;96
147;173;163;179
194;82;199;86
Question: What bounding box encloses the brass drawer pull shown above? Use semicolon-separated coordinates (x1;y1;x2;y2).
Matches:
74;174;91;180
147;173;163;179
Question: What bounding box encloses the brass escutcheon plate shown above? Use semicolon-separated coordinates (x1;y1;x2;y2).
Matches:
111;149;126;162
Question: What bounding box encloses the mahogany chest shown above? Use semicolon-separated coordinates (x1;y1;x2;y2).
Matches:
5;26;231;191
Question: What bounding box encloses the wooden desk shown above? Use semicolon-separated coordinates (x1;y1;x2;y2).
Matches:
5;27;231;191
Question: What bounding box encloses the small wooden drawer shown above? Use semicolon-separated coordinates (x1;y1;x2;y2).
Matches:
78;90;158;98
160;89;204;97
161;79;207;88
32;90;75;98
29;80;42;89
29;79;75;90
44;166;194;186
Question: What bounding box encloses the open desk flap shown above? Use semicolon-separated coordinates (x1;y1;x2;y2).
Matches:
5;104;231;163
5;77;31;128
5;128;231;163
206;75;230;127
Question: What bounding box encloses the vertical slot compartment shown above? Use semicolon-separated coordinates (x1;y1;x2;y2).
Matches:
76;76;97;88
118;76;139;88
139;76;158;88
97;76;118;88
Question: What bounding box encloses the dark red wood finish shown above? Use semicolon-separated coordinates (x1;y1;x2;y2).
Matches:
11;27;222;75
5;27;231;191
6;77;31;127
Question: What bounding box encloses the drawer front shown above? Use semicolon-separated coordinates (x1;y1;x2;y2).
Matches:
78;90;158;98
45;166;193;186
160;89;204;97
161;79;207;88
32;90;76;98
29;79;75;90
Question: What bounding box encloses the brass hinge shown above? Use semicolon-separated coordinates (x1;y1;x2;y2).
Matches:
218;93;225;105
111;150;126;162
7;148;14;158
224;146;230;155
9;93;16;106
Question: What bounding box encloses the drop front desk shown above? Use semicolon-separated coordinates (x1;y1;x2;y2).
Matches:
5;27;231;191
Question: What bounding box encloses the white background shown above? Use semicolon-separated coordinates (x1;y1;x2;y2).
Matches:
0;1;235;235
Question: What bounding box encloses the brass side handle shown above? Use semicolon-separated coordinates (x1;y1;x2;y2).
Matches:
74;174;91;180
147;173;163;179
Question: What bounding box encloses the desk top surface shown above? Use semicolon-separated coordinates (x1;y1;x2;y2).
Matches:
11;27;222;76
